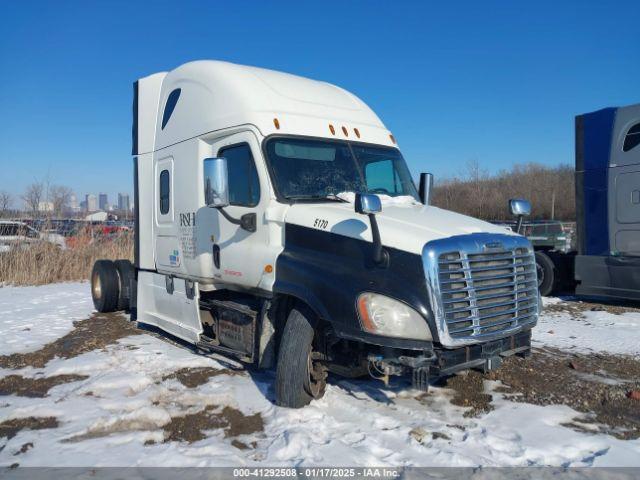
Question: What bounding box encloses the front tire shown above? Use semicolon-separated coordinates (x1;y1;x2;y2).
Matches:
275;307;327;408
91;260;120;313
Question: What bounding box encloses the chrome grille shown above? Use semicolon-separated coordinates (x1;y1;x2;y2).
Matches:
422;233;538;346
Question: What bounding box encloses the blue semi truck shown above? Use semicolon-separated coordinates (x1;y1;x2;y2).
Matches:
538;102;640;300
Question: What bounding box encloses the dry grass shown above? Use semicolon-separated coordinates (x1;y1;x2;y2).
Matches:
0;232;133;286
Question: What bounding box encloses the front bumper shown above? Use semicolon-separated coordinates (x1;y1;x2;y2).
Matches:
430;328;532;377
369;329;532;390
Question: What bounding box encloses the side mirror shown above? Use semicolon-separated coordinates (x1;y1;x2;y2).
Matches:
204;157;229;208
509;199;531;217
204;157;256;233
509;198;531;234
355;193;382;215
419;173;434;205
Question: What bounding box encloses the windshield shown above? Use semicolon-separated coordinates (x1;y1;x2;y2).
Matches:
264;137;419;201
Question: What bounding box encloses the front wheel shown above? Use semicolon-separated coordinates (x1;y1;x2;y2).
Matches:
275;307;327;408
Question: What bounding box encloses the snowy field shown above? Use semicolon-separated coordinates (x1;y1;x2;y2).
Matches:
0;282;639;467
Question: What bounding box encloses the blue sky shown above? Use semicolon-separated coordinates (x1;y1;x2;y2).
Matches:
1;0;638;204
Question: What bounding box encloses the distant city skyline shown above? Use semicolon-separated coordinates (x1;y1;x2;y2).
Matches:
2;187;133;213
118;193;130;212
79;191;133;212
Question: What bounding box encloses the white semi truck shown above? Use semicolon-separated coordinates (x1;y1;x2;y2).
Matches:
91;60;539;408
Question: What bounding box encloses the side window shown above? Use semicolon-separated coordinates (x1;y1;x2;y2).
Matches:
161;89;181;130
623;123;640;152
159;170;170;215
365;159;400;194
219;144;260;207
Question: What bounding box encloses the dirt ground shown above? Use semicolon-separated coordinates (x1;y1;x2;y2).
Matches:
0;313;264;447
543;297;640;319
1;305;638;446
161;405;264;445
444;347;640;439
0;417;59;442
0;312;141;369
0;374;88;398
162;366;246;388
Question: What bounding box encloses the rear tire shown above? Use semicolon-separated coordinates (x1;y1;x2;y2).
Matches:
275;307;326;408
535;251;557;297
91;260;120;313
114;259;134;312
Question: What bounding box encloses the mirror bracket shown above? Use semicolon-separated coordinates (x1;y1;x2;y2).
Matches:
355;193;388;267
367;213;389;267
216;207;256;233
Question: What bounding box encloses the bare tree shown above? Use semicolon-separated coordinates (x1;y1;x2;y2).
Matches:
22;182;44;219
0;191;11;218
432;162;575;221
464;159;490;219
50;185;73;218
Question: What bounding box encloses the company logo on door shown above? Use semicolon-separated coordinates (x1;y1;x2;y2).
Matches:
179;212;196;226
169;249;181;267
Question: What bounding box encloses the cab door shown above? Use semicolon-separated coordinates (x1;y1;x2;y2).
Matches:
154;156;179;271
208;131;271;288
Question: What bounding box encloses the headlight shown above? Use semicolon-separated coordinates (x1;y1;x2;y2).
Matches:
357;293;432;341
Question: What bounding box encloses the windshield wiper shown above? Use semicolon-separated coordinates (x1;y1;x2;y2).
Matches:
285;194;350;203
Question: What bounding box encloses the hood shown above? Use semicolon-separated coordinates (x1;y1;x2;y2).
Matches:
285;200;515;255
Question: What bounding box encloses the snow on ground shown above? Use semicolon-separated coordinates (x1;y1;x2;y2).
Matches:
0;283;639;467
0;282;93;355
534;297;640;356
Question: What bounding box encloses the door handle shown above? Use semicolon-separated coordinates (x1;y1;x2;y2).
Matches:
213;244;221;269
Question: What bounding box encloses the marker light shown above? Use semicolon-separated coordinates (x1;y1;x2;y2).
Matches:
273;118;280;129
357;293;432;341
342;126;348;137
354;128;361;138
389;134;396;144
329;124;336;135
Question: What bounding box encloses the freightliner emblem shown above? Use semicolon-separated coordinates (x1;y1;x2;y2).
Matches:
483;241;504;251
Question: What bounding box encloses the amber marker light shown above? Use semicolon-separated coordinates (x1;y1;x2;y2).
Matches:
342;126;348;137
389;134;396;144
329;124;336;135
273;118;280;129
264;264;273;273
357;295;375;333
354;128;361;138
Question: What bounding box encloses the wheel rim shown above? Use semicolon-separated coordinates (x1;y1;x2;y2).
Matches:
92;271;102;299
536;262;544;288
304;351;327;399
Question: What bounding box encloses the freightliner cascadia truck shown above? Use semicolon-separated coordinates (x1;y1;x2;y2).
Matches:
91;61;539;408
533;103;640;301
